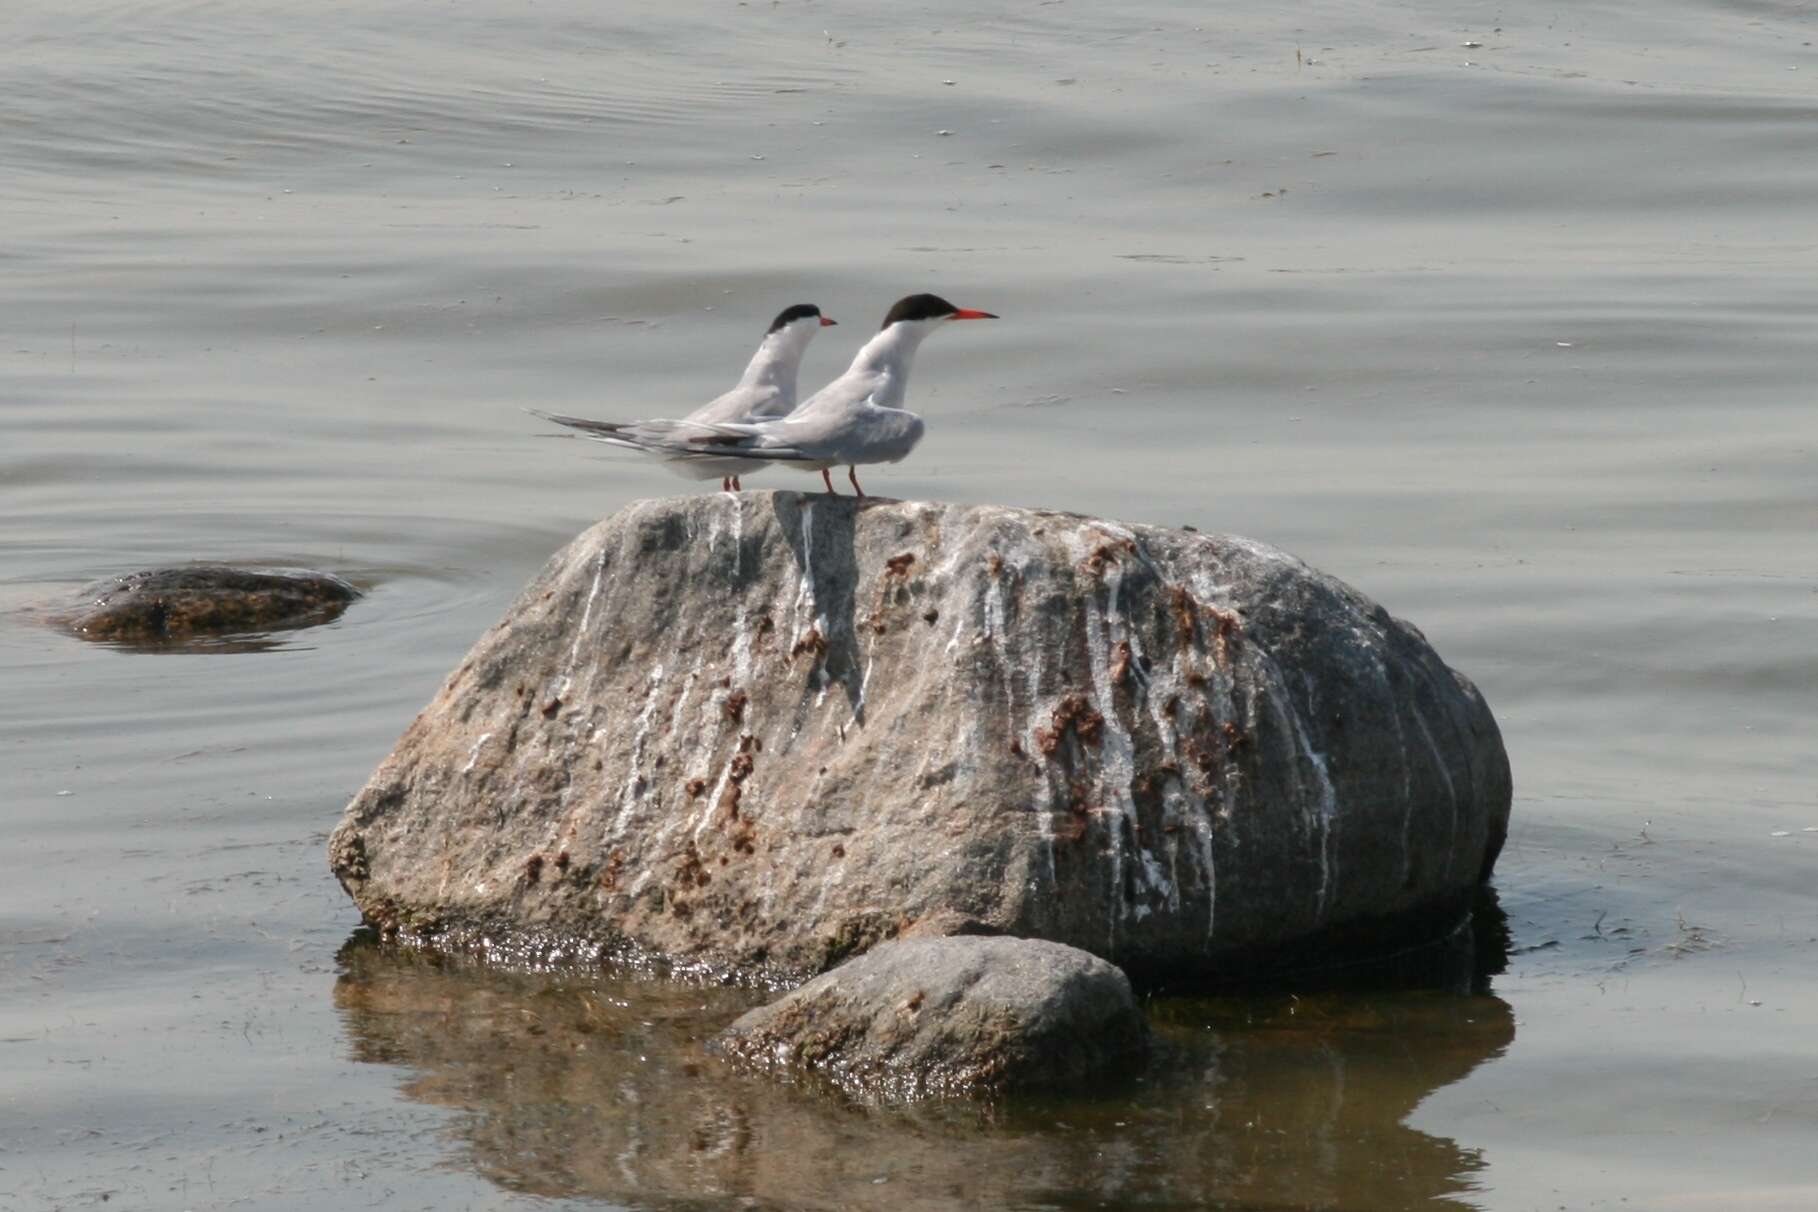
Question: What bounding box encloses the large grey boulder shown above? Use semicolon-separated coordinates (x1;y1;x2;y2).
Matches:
330;491;1510;982
715;936;1148;1099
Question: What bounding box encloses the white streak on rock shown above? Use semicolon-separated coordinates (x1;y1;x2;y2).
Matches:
693;758;736;843
1370;651;1416;891
1066;530;1143;947
1305;746;1337;917
614;664;666;834
944;611;967;655
1126;537;1217;940
983;569;1005;644
1255;651;1337;920
460;732;494;775
1003;558;1054;888
726;496;756;686
1412;707;1459;882
791;500;818;638
559;550;609;696
855;639;876;722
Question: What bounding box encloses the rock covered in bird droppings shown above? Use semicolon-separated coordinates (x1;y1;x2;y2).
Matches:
715;935;1149;1100
330;491;1511;983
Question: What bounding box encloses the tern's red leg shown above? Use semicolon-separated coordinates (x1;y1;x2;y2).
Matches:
847;466;866;497
821;468;837;494
720;476;731;493
732;475;742;491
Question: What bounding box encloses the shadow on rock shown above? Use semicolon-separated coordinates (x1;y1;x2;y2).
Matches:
770;491;870;722
332;933;1515;1211
1169;883;1514;999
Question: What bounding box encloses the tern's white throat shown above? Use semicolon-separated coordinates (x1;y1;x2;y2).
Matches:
736;314;825;398
846;317;947;407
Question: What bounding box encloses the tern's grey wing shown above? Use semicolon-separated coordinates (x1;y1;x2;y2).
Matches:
756;401;920;464
683;383;786;428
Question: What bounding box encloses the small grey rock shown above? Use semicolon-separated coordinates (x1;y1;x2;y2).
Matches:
52;565;359;644
715;936;1148;1099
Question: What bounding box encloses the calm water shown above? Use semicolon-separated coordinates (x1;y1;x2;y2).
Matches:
5;2;1817;1208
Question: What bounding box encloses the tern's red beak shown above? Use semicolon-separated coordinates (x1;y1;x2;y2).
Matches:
820;315;838;326
949;308;998;320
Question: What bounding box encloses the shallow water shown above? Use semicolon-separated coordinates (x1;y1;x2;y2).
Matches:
4;1;1817;1208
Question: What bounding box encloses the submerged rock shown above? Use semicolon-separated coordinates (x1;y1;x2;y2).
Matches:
53;565;359;644
330;491;1511;982
715;936;1148;1099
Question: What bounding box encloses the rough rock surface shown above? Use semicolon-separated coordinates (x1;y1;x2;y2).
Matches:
52;565;359;642
715;936;1148;1099
330;491;1511;982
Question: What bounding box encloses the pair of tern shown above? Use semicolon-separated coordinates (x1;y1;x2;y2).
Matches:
532;293;997;496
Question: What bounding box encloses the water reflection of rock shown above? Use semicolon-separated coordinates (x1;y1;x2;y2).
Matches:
333;932;1515;1211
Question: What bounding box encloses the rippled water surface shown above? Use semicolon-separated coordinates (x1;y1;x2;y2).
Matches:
5;2;1817;1209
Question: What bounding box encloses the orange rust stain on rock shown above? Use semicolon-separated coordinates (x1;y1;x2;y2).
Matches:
1209;607;1241;664
1081;536;1137;579
1170;585;1198;645
1035;693;1105;756
676;847;711;891
1109;640;1133;687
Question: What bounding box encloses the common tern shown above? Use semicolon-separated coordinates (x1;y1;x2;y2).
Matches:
606;293;996;496
530;303;836;491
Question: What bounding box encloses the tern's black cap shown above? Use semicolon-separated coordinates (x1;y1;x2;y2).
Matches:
767;303;823;333
880;293;997;327
881;293;960;328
